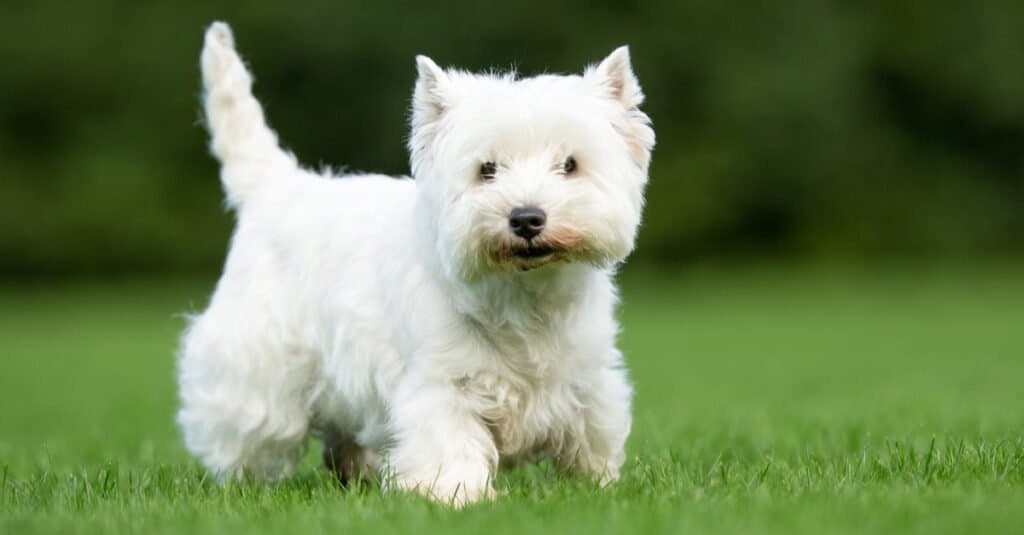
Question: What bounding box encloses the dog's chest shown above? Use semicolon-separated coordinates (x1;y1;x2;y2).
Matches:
460;370;585;460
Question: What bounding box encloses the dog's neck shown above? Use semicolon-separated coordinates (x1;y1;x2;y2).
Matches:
447;262;611;380
456;263;599;329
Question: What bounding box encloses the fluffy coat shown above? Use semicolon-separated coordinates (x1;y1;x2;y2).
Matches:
177;22;654;506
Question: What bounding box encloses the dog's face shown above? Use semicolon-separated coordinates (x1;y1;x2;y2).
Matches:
409;48;654;281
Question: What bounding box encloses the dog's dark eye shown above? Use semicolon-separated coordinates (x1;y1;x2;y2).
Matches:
480;161;497;180
563;156;578;175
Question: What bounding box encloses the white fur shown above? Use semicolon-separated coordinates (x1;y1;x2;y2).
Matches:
178;21;655;506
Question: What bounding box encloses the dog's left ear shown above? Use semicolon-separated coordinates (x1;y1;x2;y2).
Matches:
587;46;655;172
589;46;645;108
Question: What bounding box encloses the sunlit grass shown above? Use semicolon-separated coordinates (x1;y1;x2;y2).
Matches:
1;265;1022;533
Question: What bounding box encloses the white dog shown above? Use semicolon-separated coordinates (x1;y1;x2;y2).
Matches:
177;21;654;506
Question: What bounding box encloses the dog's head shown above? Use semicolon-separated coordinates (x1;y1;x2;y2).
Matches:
409;48;654;281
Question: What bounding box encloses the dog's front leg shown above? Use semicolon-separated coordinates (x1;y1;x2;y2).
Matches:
387;368;497;507
572;361;633;486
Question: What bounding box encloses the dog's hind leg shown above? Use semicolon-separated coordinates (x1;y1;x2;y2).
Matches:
200;22;297;208
320;428;381;487
176;296;316;482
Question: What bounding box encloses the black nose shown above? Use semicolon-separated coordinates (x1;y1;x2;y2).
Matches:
509;207;546;240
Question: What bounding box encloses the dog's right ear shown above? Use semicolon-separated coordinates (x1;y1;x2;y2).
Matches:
412;56;448;133
409;56;449;171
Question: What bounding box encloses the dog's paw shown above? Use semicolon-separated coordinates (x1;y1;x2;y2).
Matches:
422;482;496;509
596;467;620;487
391;471;496;508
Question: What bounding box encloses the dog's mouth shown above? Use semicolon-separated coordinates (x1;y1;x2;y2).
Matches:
513;245;555;260
492;232;585;270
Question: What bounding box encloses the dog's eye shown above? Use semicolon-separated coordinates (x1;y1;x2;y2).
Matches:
563;156;578;175
480;162;497;180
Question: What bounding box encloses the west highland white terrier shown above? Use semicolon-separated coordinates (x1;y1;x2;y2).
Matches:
177;21;654;506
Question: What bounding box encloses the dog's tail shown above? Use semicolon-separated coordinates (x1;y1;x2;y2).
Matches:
200;22;296;208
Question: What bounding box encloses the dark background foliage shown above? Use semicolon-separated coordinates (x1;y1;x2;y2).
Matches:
2;1;1021;277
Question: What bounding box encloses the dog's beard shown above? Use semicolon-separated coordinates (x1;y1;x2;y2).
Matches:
481;229;606;272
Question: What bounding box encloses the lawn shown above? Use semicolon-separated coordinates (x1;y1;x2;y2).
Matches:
1;265;1022;533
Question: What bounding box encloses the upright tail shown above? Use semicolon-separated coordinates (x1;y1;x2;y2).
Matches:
201;22;296;207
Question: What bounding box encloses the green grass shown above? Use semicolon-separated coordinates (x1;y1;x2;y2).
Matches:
1;265;1022;533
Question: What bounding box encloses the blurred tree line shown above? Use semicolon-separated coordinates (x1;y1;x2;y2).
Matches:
2;1;1021;277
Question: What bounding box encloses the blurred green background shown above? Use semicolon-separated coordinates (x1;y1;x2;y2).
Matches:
2;1;1022;278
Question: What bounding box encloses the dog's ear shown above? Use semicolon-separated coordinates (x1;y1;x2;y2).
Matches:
588;46;644;109
412;55;448;132
587;46;655;172
409;55;449;172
